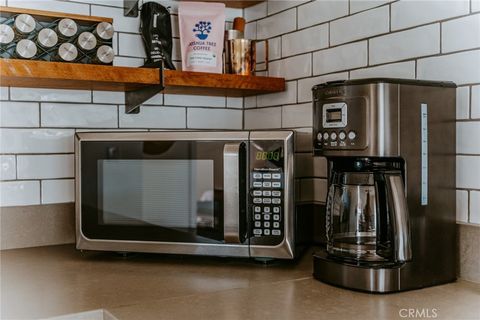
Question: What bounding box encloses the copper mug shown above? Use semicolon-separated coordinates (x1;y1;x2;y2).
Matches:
225;39;268;75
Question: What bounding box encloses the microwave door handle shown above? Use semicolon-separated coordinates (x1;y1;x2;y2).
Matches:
223;142;242;244
385;173;412;262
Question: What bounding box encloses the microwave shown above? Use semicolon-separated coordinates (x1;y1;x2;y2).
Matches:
75;131;308;259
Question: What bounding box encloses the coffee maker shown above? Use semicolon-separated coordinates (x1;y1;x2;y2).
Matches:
312;79;457;293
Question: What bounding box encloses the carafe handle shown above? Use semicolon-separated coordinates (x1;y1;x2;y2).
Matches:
385;173;412;262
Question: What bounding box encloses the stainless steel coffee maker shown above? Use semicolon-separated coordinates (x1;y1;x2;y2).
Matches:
312;79;457;293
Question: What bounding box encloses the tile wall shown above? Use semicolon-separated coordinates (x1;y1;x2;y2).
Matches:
245;0;480;228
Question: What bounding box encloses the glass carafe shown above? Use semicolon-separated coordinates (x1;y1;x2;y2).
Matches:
326;172;384;262
326;166;412;264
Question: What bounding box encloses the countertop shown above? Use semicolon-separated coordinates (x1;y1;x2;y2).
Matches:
1;245;479;320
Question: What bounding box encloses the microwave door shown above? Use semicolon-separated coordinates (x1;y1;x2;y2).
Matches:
80;140;229;245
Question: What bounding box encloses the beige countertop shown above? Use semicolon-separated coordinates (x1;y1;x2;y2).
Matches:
1;244;479;320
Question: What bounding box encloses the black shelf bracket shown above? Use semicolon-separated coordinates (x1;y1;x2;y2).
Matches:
124;0;139;17
125;64;164;114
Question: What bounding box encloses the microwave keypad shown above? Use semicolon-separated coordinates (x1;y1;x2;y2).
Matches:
251;170;283;238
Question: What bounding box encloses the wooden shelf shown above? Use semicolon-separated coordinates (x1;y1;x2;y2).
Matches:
0;59;159;91
0;59;285;97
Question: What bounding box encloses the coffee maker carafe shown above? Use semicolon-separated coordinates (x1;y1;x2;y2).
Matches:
312;79;457;293
326;158;411;265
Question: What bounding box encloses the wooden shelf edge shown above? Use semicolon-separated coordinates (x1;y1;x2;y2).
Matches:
163;70;285;96
0;6;113;23
0;59;285;97
0;59;159;91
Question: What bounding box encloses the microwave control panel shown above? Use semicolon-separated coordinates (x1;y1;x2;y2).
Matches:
249;140;285;246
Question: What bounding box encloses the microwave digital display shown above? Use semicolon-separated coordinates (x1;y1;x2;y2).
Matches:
256;151;280;161
326;109;342;122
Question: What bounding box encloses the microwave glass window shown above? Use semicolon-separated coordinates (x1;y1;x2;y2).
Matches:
326;109;342;122
98;159;214;229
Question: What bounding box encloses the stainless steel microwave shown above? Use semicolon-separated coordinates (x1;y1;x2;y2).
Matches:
75;131;302;259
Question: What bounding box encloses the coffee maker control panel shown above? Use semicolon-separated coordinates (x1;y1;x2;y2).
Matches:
314;97;368;151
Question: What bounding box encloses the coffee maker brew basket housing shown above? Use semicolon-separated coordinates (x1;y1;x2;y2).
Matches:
312;78;456;293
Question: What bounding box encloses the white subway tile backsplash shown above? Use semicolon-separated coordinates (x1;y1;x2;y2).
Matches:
457;122;480;154
41;104;118;128
457;155;480;188
164;94;225;107
91;5;140;33
227;97;243;109
349;0;393;14
171;15;179;38
456;87;470;120
257;81;297;107
471;85;480;119
470;191;480;224
473;0;480;13
268;37;281;61
41;179;75;204
225;8;243;21
8;0;89;15
144;94;164;105
0;181;40;207
369;24;440;65
172;38;181;61
245;22;257;40
269;53;311;80
0;129;74;154
0;102;39;127
0;155;16;181
330;6;389;46
244;107;282;129
391;0;470;31
0;87;8;100
417;50;480;85
244;96;257;109
442;14;480;53
257;9;296;39
456;190;469;222
313;41;367;75
294;127;313;152
244;1;267;21
282;24;328;57
119;33;146;58
119;106;185;128
282;103;312;128
17;155;74;179
92;91;125;104
187;108;242;129
297;0;348;29
297;72;348;103
10;88;91;103
113;56;145;67
350;61;416;80
268;1;308;15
